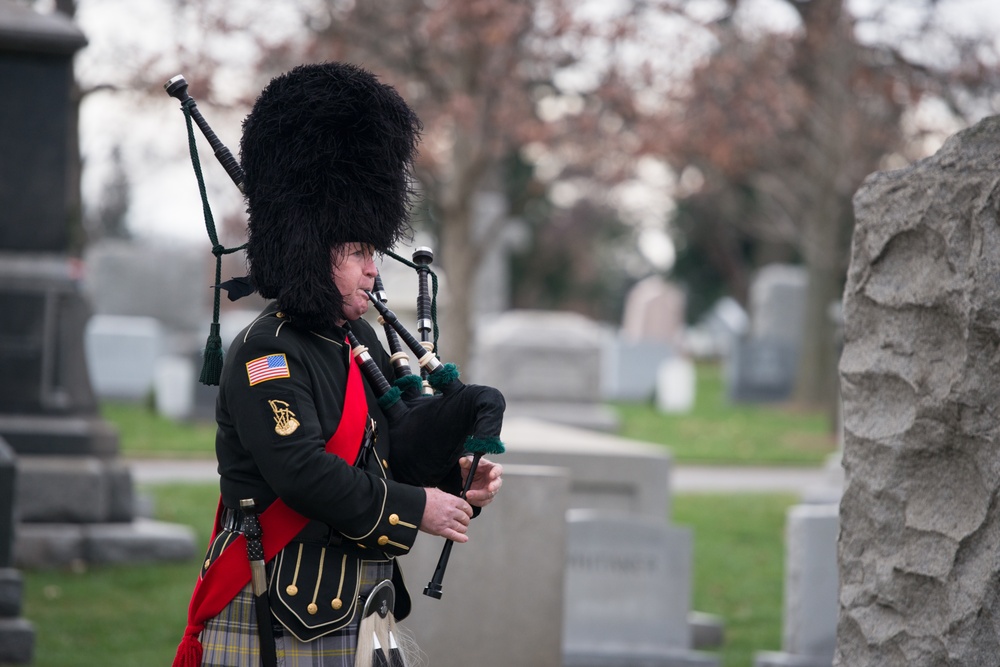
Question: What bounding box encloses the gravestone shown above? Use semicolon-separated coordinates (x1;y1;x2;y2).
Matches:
726;337;798;403
755;503;839;667
499;417;672;519
621;276;687;347
686;296;748;359
562;510;719;667
748;265;807;345
837;116;1000;665
656;356;695;414
0;3;195;570
497;418;725;654
726;265;807;403
400;464;571;667
602;336;675;402
473;310;618;432
84;315;163;400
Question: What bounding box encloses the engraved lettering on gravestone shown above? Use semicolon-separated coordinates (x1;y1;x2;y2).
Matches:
568;552;658;574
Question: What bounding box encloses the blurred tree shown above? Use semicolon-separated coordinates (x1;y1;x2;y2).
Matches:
45;0;663;368
84;143;131;241
661;0;1000;413
285;0;613;369
165;0;663;369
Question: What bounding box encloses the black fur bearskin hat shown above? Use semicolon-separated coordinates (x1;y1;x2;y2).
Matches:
240;62;421;330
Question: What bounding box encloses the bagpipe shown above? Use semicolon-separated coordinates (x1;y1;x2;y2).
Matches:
165;74;505;600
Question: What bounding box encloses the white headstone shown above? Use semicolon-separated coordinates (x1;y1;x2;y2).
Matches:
84;314;163;400
153;355;195;420
782;503;839;659
656;356;695;413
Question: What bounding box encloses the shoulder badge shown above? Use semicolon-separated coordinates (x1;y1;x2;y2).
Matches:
247;354;290;386
269;399;300;436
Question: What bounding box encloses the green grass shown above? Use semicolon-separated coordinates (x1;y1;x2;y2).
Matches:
105;362;835;465
22;483;219;667
613;362;836;465
674;492;797;667
100;401;216;458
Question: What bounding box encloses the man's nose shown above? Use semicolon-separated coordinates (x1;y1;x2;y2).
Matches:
364;256;378;276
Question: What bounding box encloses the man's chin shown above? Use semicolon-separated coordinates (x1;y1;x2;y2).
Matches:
344;304;369;321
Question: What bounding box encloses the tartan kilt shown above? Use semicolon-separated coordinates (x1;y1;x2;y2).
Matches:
200;558;394;667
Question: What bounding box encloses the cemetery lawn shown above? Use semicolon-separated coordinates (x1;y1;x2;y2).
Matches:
673;492;797;667
21;483;218;667
613;361;836;465
105;361;835;465
100;401;217;458
21;485;792;667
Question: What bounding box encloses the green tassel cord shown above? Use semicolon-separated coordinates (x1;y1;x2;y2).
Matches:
181;100;246;386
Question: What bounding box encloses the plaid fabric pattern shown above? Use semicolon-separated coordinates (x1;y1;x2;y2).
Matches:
201;558;394;667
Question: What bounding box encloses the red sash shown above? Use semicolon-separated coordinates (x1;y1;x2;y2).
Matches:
172;346;367;667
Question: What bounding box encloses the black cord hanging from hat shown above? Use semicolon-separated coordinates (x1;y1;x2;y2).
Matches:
167;75;248;386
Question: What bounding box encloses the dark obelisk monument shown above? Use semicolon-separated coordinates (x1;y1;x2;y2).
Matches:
0;0;195;591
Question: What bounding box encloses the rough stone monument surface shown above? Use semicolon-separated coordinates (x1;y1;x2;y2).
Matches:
837;115;1000;666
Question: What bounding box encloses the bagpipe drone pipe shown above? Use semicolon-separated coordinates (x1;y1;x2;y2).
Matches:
165;73;506;599
346;290;506;599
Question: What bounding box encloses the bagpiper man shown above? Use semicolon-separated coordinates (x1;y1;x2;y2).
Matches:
171;61;504;667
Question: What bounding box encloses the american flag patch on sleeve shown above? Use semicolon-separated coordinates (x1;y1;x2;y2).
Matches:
246;354;290;386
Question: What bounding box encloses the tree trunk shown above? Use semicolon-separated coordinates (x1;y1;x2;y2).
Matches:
791;0;853;420
438;200;477;374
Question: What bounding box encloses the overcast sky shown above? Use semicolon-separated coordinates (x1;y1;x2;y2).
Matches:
67;0;1000;264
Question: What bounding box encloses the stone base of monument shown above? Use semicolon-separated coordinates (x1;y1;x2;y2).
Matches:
14;519;196;568
0;416;119;457
0;618;34;665
12;455;196;568
0;569;33;664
